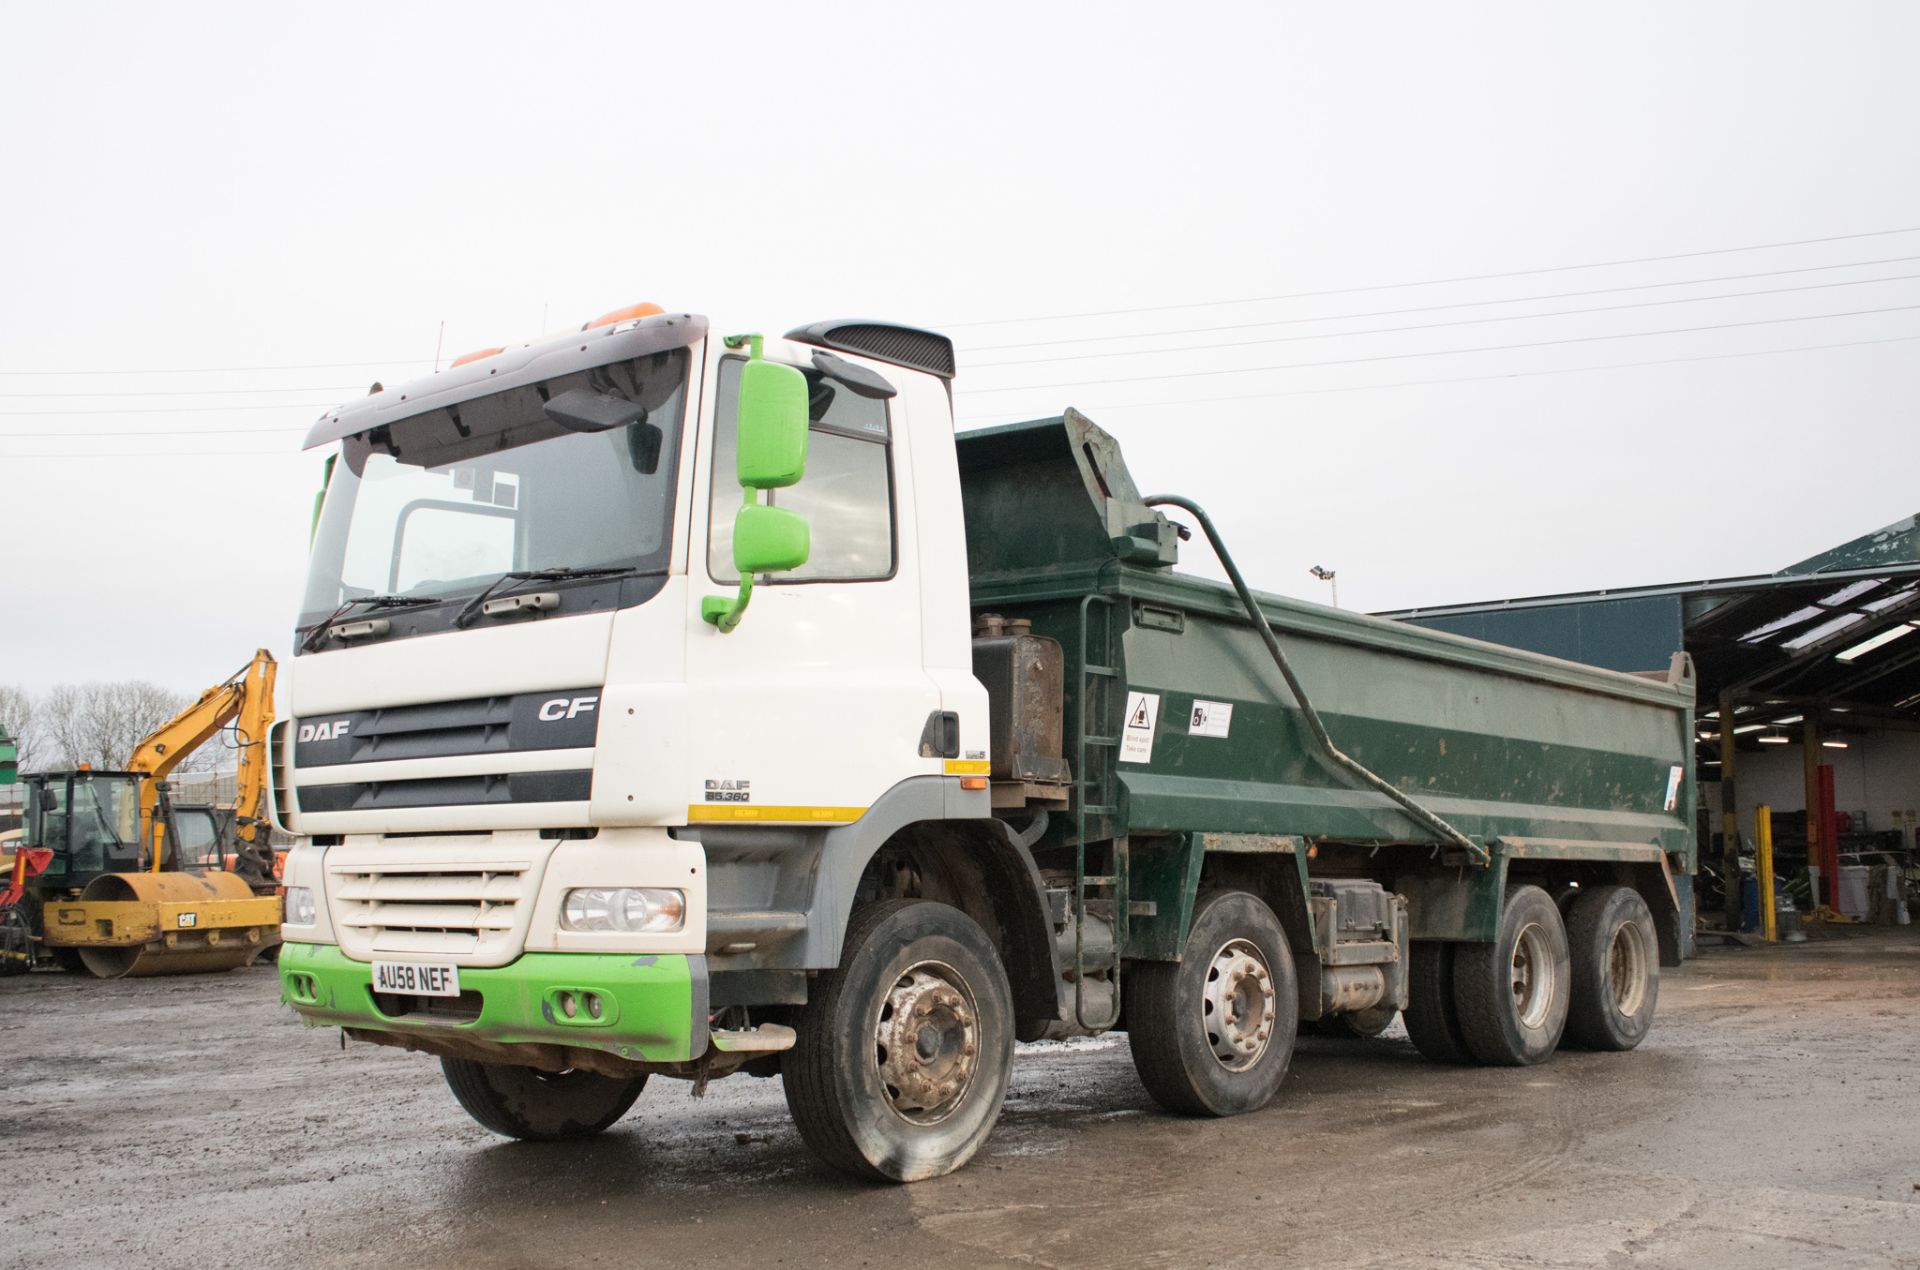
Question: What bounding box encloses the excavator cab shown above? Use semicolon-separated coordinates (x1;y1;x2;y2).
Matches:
24;770;146;888
167;806;228;871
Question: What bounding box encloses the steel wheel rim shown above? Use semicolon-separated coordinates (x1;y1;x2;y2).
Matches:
1510;922;1557;1031
874;960;979;1126
1201;938;1277;1071
1607;918;1650;1017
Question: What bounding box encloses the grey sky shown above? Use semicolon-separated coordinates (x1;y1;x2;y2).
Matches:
4;2;1917;698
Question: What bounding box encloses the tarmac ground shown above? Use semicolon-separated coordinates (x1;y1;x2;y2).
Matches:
3;927;1918;1269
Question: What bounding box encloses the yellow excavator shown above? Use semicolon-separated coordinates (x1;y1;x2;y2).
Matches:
1;651;284;978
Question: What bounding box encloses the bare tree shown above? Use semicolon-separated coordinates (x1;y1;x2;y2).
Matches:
0;685;40;772
40;681;192;770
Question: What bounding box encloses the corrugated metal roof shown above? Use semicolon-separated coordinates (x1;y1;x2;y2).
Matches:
1380;514;1920;727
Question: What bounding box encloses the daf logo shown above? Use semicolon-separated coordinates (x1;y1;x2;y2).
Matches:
538;695;599;722
297;720;351;743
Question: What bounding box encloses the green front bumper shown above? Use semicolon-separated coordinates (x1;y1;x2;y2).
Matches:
278;942;706;1063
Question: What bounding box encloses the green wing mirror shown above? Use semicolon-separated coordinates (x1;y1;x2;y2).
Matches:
703;335;812;631
736;351;808;487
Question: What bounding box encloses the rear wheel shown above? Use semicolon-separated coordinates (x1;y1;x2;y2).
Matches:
1453;884;1570;1066
1564;885;1659;1051
1126;891;1298;1117
1403;940;1471;1064
441;1059;646;1141
783;899;1014;1182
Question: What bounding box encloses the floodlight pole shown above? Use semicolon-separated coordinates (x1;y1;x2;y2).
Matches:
1309;565;1339;609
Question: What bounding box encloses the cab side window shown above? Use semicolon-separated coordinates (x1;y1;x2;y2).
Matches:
708;358;894;583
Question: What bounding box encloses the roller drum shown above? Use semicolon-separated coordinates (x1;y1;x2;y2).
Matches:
71;871;279;978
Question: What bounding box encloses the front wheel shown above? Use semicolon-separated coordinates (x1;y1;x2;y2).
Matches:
1126;890;1298;1117
441;1059;646;1141
783;899;1014;1183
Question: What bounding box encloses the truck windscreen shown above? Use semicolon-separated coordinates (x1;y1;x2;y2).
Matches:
299;349;689;624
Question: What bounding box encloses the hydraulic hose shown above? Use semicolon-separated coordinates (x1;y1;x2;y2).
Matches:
1145;494;1489;866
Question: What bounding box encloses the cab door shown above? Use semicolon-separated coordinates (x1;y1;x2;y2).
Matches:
681;339;937;824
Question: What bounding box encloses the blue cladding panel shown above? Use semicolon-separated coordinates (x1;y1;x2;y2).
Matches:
1406;595;1685;675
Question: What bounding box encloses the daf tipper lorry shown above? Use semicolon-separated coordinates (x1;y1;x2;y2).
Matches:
276;304;1696;1182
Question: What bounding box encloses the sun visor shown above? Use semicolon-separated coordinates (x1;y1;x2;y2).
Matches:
303;312;708;452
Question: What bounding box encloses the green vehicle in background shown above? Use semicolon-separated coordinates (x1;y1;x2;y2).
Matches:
275;311;1693;1182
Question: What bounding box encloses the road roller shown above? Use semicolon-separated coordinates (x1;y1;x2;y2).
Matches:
0;651;282;978
3;768;281;977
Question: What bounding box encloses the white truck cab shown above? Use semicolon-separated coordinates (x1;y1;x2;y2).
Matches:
278;310;1025;1178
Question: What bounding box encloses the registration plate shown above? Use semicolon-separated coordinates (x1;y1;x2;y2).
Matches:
371;960;461;998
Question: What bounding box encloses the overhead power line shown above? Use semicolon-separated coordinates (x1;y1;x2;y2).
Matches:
12;330;1918;452
0;402;338;417
0;425;309;438
0;384;361;399
6;227;1920;380
959;253;1920;355
964;302;1920;394
0;447;310;460
954;332;1920;424
966;272;1920;371
0;359;433;378
938;225;1920;329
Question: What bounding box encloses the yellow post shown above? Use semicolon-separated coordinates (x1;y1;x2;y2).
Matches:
1755;803;1777;942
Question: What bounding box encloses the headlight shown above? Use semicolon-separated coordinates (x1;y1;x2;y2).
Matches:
561;887;686;934
284;886;316;926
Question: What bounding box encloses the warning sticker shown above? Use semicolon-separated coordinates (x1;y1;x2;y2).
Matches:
1663;764;1684;813
1120;691;1160;763
1188;699;1233;739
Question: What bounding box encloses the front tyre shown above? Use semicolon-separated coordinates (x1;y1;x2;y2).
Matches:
783;899;1014;1183
441;1059;646;1141
1126;890;1298;1117
1563;885;1659;1051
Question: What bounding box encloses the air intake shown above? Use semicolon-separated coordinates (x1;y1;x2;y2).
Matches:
784;319;956;380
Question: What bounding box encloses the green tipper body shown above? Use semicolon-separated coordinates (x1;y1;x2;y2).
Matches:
958;412;1696;949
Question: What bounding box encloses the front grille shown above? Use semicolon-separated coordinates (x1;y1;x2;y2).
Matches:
297;769;592;814
371;988;484;1023
293;687;601;767
331;863;531;959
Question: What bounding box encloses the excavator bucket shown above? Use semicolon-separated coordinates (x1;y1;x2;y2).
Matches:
41;870;282;978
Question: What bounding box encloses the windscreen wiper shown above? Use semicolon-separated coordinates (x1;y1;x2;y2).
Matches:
452;567;637;629
299;594;438;653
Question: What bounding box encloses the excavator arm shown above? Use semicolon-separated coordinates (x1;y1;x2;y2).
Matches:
130;650;276;875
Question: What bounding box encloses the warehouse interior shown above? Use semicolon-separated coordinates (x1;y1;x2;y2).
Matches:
1383;513;1920;933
